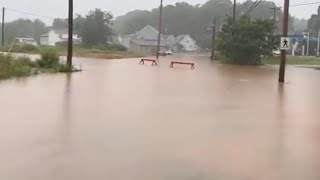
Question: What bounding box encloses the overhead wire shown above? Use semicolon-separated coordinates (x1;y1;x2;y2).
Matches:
286;1;320;7
5;7;59;19
247;0;263;15
236;0;251;15
246;0;259;14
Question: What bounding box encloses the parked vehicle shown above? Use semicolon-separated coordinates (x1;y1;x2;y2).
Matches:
166;50;173;55
273;49;281;56
158;50;173;56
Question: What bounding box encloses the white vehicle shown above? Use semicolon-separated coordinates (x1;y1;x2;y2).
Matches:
166;50;173;55
15;37;38;46
273;49;281;56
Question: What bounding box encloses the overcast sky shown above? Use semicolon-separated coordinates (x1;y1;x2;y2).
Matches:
2;0;319;24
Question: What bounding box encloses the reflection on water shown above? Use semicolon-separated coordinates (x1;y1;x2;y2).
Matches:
0;57;319;180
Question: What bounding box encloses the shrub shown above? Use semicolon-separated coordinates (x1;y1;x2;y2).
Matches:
37;48;60;68
9;60;31;77
106;44;127;51
16;56;38;67
0;54;32;78
217;17;278;65
90;49;106;53
92;44;107;50
58;63;75;72
13;44;39;53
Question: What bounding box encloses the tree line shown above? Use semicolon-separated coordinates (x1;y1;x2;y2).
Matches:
113;0;296;48
0;8;114;48
4;0;320;49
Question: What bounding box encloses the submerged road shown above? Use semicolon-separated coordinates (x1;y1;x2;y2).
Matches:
0;56;319;180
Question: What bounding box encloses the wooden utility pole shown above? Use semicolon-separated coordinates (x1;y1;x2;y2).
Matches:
279;0;290;83
156;0;163;60
2;7;5;46
210;18;216;61
233;0;236;21
67;0;73;68
270;5;280;28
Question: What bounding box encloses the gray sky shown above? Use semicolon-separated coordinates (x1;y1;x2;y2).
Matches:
2;0;320;24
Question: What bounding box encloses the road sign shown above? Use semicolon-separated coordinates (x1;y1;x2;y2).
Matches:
280;37;291;50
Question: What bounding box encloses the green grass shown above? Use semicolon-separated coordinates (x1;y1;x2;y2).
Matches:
263;56;320;65
0;44;141;59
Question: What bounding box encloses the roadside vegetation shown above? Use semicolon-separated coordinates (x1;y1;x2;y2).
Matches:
217;16;278;65
263;56;320;65
0;48;77;79
214;52;320;66
0;43;141;59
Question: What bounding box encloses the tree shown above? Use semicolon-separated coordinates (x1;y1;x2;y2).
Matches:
293;18;308;33
33;19;48;43
0;18;47;44
307;6;320;35
76;9;113;46
52;18;68;30
217;16;278;65
113;0;294;49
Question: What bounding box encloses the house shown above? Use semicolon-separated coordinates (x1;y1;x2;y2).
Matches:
121;25;165;55
164;35;178;51
40;29;81;46
176;34;198;51
15;37;38;46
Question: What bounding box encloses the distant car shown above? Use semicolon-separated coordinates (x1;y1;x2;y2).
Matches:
158;50;172;56
165;50;173;55
273;50;281;56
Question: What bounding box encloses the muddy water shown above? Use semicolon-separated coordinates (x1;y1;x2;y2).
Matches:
0;56;319;180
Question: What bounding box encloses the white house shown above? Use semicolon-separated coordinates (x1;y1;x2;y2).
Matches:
40;29;81;46
164;35;178;51
121;25;165;55
176;34;198;51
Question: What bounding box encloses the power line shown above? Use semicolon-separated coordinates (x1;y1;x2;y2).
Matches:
247;0;263;15
287;1;320;7
5;7;58;19
246;0;259;14
236;0;251;15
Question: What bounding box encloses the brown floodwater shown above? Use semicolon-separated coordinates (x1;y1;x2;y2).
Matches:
0;55;319;180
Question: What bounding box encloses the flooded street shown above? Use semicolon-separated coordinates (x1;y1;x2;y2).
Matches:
0;56;320;180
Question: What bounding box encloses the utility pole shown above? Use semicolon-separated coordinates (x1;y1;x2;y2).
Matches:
2;7;5;46
156;0;163;60
67;0;73;68
278;0;289;83
210;18;216;61
270;5;280;26
233;0;236;21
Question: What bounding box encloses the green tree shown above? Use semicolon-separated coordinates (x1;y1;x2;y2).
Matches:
217;16;278;65
52;18;68;30
1;19;47;44
113;0;294;49
307;6;320;35
33;19;48;43
76;9;114;46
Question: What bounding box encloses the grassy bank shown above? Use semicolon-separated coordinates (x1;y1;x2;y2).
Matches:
0;48;77;79
263;56;320;65
0;44;142;59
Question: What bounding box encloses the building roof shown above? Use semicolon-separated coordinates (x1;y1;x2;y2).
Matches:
131;39;165;47
124;25;164;40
